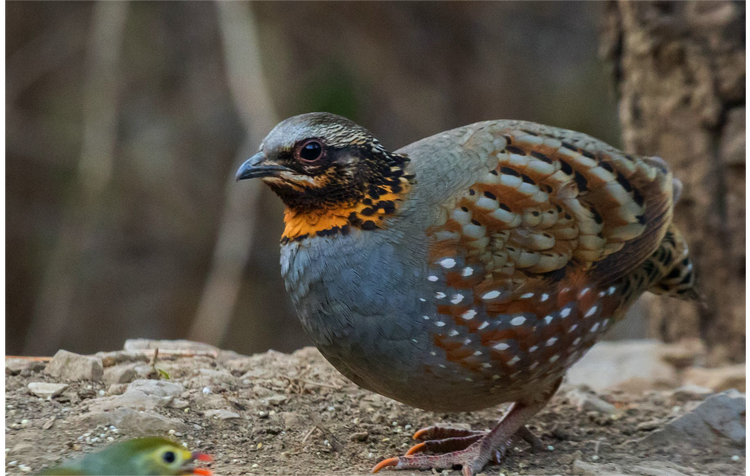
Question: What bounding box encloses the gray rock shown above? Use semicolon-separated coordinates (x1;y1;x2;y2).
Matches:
564;386;618;415
6;359;46;375
45;350;104;382
127;379;185;397
87;391;172;412
77;408;186;434
87;379;184;412
567;340;677;392
103;364;138;385
107;383;128;395
27;382;69;399
643;389;746;448
193;393;230;411
265;394;287;406
169;398;190;409
203;409;240;420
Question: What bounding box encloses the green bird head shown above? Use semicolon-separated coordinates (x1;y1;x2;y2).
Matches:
37;437;212;476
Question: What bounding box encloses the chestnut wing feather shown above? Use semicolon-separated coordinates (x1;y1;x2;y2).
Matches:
424;124;675;296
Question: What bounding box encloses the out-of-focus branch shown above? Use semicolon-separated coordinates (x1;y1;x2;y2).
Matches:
23;2;129;355
187;2;279;345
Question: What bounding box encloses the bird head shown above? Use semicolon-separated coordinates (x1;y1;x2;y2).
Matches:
236;113;414;242
133;438;212;476
84;437;212;476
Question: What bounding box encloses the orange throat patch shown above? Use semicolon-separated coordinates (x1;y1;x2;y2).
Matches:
281;182;412;244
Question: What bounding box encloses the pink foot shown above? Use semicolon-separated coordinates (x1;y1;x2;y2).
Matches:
372;438;508;476
372;378;561;475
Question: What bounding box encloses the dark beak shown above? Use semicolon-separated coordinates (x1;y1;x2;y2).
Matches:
236;152;291;181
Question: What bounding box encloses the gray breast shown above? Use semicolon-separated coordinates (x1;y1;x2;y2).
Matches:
280;228;434;394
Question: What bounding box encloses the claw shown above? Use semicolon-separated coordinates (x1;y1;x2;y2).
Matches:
371;457;400;473
405;443;426;456
412;428;430;440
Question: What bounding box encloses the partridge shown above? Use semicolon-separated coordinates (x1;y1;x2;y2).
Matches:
236;113;698;475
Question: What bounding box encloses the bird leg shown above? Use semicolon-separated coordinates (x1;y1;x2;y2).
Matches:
372;378;561;476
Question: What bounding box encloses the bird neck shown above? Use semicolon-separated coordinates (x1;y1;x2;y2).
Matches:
280;153;414;243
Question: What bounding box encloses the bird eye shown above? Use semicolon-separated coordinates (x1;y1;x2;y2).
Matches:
162;451;176;464
297;140;323;163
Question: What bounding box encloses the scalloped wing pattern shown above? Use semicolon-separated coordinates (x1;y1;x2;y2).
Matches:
419;127;675;387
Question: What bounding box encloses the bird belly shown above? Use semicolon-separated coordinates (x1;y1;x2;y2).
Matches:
280;233;636;413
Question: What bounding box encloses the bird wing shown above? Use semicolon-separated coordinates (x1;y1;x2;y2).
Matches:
418;121;675;308
394;121;676;379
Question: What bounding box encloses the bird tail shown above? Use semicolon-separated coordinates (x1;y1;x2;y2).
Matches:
647;223;700;301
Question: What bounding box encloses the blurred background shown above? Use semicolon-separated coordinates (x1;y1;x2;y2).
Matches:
6;2;743;360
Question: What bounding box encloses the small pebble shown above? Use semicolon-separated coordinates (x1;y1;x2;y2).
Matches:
202;387;211;394
547;445;555;451
732;455;740;461
19;464;32;472
350;431;369;442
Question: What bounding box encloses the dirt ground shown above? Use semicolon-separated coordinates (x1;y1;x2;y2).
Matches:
5;344;746;476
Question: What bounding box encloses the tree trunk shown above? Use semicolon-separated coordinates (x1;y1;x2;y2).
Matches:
601;1;745;363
